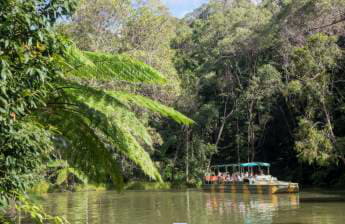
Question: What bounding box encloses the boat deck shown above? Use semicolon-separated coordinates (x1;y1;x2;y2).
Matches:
203;182;299;194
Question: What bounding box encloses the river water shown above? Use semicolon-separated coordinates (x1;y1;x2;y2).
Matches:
39;190;345;224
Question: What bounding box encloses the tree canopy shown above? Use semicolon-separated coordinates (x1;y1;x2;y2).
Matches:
2;0;345;222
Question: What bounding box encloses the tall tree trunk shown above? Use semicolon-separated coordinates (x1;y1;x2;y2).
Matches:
322;101;336;143
236;119;240;164
185;127;190;183
247;101;255;162
207;97;234;168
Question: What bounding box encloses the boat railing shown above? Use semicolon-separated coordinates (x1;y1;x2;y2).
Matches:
203;174;278;185
203;175;249;185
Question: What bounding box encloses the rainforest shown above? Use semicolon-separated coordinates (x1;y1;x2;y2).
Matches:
1;0;345;223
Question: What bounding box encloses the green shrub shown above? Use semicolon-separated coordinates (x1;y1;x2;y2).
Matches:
125;181;171;190
29;181;51;194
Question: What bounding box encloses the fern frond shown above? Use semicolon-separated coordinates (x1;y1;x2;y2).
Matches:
71;100;162;182
50;162;88;185
38;110;124;189
67;168;88;184
47;47;194;186
47;160;68;168
63;47;166;84
106;91;194;125
61;80;194;126
56;168;69;185
64;82;154;147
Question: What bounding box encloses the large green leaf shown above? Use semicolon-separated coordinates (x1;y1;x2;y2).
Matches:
63;47;167;84
38;110;124;189
106;91;195;125
56;168;69;185
73;101;163;182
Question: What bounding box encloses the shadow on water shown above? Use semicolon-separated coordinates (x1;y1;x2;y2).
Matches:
300;188;345;203
32;189;345;224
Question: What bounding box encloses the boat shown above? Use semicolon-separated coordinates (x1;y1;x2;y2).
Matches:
202;162;299;194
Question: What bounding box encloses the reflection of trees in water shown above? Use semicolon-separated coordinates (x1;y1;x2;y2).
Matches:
39;192;85;224
204;193;299;223
40;191;300;224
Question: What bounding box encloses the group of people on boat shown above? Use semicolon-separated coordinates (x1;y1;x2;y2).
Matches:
202;163;299;193
204;170;272;184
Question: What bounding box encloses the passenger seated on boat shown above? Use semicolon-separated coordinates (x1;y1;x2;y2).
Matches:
248;176;255;184
225;174;231;182
237;175;243;182
235;173;243;182
210;176;218;183
230;174;235;182
205;176;210;184
243;178;249;183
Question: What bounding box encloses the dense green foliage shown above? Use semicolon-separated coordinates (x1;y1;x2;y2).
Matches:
0;0;77;207
0;0;192;222
61;0;181;103
57;0;345;187
2;0;345;222
165;0;345;186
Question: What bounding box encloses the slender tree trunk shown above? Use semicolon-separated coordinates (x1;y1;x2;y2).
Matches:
236;119;240;164
322;101;336;143
215;119;226;146
247;123;250;163
251;128;255;162
185;127;190;183
207;97;234;168
247;101;255;162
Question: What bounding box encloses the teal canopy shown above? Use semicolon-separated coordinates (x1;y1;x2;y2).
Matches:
210;162;270;169
240;162;270;167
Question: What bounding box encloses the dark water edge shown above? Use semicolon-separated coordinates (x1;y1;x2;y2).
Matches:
299;188;345;203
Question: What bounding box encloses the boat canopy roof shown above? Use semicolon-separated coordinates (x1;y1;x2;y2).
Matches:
211;162;270;168
240;162;270;167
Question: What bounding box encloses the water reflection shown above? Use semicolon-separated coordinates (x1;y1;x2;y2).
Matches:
204;193;299;223
38;191;345;224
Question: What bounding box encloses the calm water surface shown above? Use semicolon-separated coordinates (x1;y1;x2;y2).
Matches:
40;190;345;224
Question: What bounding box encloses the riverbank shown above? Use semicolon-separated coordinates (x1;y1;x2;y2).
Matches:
29;181;197;194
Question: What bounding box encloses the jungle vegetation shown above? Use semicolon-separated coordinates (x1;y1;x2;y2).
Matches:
1;0;345;223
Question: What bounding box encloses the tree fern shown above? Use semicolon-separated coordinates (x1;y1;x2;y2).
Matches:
40;47;193;187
